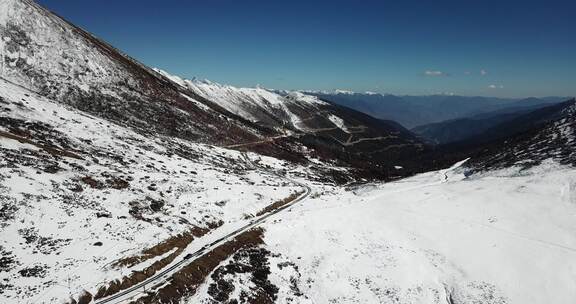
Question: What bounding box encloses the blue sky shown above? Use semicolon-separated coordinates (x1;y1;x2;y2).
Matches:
38;0;575;97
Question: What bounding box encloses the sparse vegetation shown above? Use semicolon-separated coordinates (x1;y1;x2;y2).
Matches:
0;196;18;228
110;225;215;269
18;265;47;278
0;246;18;273
208;247;279;303
255;191;304;217
67;223;224;303
131;228;265;304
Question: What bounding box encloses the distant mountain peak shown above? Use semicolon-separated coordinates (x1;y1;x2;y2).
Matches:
334;89;355;95
190;76;213;85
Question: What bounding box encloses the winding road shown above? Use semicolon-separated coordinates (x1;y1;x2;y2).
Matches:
94;154;312;304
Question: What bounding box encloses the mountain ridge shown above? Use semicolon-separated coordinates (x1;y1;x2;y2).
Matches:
411;101;562;144
309;91;567;128
0;0;428;180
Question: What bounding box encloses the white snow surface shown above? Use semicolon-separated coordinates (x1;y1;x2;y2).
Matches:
0;78;306;303
2;70;576;303
154;69;332;131
181;159;576;304
327;114;350;133
249;161;576;304
0;0;141;100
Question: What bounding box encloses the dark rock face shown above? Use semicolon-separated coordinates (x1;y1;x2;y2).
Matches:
0;246;18;273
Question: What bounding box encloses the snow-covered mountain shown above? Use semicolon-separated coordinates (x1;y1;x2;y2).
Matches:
155;70;327;132
154;69;428;176
309;91;565;129
0;74;345;303
0;0;427;178
1;1;576;304
0;0;271;146
467;99;576;170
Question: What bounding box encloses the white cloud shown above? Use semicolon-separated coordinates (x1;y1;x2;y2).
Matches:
488;84;504;89
424;70;446;77
480;69;488;76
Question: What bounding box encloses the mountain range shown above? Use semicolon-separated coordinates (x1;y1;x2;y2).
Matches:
309;91;565;129
1;1;575;304
0;0;430;181
411;101;564;144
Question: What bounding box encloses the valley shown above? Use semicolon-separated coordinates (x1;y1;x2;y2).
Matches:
0;0;575;303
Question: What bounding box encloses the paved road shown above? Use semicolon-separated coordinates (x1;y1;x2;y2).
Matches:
95;155;311;304
223;126;383;149
223;134;295;149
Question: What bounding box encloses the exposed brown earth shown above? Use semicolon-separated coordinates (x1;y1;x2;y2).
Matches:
111;226;212;269
67;223;222;303
67;187;305;303
130;228;265;304
0;129;83;160
255;191;304;217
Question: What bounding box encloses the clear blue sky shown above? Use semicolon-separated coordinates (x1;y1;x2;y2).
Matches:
38;0;575;98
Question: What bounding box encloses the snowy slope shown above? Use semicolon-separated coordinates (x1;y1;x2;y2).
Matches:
154;69;428;173
4;75;575;303
466;99;576;170
0;0;269;146
0;0;428;174
2;1;575;303
187;161;576;304
155;69;334;132
0;78;310;303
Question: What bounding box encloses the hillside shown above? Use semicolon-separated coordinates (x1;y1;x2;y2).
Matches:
412;102;557;144
415;99;576;172
0;0;427;179
154;70;428;177
0;0;274;146
1;1;576;304
465;99;576;170
0;76;328;303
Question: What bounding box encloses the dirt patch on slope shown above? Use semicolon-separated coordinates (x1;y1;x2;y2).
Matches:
255;191;303;217
67;223;222;303
111;226;212;269
130;228;265;304
0;129;83;160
